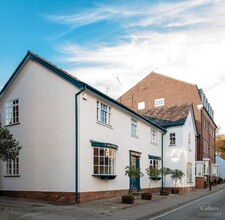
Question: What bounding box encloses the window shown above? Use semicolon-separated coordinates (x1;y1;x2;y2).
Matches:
169;133;176;145
6;158;19;176
187;162;192;182
203;160;209;175
150;159;160;169
93;147;116;175
131;119;137;136
5;99;19;125
97;101;111;125
195;162;204;177
155;98;164;107
188;132;191;151
151;128;158;144
138;102;145;110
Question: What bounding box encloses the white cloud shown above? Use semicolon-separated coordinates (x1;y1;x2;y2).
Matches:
51;0;225;133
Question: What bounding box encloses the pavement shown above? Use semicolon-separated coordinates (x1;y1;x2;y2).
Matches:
1;184;225;220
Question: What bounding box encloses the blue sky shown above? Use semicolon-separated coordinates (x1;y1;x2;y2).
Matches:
1;0;225;133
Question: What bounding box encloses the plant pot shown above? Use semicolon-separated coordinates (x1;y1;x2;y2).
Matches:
141;192;152;200
122;195;134;204
171;188;180;194
160;190;170;196
150;177;162;181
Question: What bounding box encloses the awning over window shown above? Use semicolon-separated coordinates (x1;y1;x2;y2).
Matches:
90;140;118;150
148;155;162;160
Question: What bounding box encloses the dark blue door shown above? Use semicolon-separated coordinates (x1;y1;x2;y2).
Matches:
130;155;141;192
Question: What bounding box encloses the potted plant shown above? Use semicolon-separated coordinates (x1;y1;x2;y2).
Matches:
146;167;161;181
160;167;172;196
122;165;144;204
171;169;185;194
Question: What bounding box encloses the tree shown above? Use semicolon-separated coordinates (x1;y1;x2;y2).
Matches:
125;165;144;192
0;123;21;161
216;134;225;160
171;169;185;188
161;167;172;190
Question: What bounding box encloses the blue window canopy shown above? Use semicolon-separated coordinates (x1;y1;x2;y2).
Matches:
90;140;118;150
148;155;163;160
92;174;117;180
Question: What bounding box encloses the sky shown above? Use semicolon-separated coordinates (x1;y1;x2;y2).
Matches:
0;0;225;133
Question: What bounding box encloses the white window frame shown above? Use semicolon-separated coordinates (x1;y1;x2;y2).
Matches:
97;101;111;125
151;128;158;145
131;119;137;137
169;132;176;145
93;147;116;175
150;159;161;169
195;161;204;177
155;98;164;107
5;99;19;125
6;157;19;176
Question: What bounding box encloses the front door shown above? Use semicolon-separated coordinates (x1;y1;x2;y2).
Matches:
130;152;141;192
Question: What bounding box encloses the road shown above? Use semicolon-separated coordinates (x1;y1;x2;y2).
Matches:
149;188;225;220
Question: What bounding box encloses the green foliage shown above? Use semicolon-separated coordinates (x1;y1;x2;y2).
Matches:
171;169;185;180
161;167;172;189
146;167;161;177
161;167;172;176
171;169;185;187
125;165;144;180
0;123;22;161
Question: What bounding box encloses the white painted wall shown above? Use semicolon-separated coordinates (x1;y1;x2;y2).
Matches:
78;91;163;192
163;110;196;188
0;59;164;194
0;60;79;192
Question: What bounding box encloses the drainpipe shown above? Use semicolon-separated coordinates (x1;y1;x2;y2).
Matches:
161;133;165;190
75;85;86;204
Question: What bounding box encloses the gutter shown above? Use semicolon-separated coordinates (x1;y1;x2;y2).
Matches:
75;85;86;204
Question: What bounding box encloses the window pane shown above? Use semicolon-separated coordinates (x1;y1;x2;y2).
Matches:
92;146;116;175
94;157;98;165
94;148;98;156
100;148;104;156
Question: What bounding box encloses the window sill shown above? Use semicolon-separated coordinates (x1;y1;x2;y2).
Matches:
5;122;20;127
4;175;20;177
169;144;176;147
92;174;117;180
96;121;113;129
187;181;193;184
131;134;139;139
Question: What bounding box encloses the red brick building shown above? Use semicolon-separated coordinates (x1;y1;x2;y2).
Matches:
118;72;217;187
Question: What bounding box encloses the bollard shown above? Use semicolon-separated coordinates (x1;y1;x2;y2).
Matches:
209;181;212;191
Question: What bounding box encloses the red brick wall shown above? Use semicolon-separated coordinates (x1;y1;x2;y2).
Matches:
195;177;205;189
0;190;75;204
118;72;216;162
0;186;195;203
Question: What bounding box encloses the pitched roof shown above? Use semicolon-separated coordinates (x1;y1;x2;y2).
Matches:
0;50;166;133
140;103;193;128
